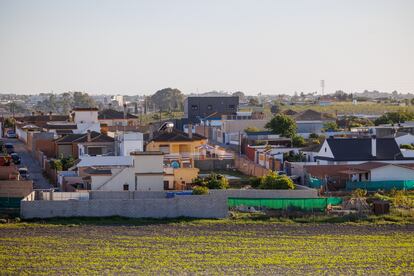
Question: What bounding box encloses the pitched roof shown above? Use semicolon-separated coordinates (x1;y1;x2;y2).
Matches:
152;129;206;142
301;143;322;152
55;131;114;144
294;109;335;121
317;138;406;161
98;109;138;120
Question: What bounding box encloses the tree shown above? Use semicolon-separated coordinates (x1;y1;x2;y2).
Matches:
232;91;246;102
259;171;295;190
374;111;414;126
73;92;96;108
292;135;306;147
248;97;259;106
323;121;340;132
193;173;229;189
151;88;184;111
3;117;15;128
265;114;297;138
61;156;75;171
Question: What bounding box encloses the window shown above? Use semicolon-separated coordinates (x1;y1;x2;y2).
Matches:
88;147;103;156
207;105;213;110
191;105;198;110
159;145;170;154
123;184;129;191
228;104;235;109
164;180;170;190
325;147;327;152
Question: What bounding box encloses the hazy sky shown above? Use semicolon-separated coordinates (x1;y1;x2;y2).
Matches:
1;0;413;95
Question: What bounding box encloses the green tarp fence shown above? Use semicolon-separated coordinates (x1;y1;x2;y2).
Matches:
228;197;343;212
346;180;414;191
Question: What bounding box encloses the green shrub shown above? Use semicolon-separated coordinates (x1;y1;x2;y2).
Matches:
192;186;209;195
400;144;414;150
259;171;295;190
193;173;229;189
249;176;262;188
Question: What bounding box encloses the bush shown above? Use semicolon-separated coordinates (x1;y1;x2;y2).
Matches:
352;188;367;198
259;171;295;190
49;160;63;171
192;186;209;195
249;176;262;188
308;133;319;139
292;135;306;147
400;144;414;150
193;173;229;189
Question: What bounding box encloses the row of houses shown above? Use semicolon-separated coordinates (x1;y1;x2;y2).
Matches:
9;107;236;193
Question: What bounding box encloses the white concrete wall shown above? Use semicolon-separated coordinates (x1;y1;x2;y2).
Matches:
118;133;144;156
16;127;27;143
74;110;98;124
370;165;414;181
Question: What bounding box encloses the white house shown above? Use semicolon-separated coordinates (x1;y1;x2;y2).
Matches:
116;132;144;156
370;164;414;181
79;152;164;191
315;137;414;165
72;107;101;134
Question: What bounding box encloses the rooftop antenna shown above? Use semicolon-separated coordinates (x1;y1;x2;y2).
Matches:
320;80;325;96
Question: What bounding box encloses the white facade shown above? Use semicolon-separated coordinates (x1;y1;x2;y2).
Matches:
316;140;334;159
73;110;99;124
88;153;164;191
370;165;414;181
116;132;144;156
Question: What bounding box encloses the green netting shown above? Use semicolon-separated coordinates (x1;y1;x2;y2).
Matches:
346;180;414;191
0;197;22;208
309;177;324;188
228;197;343;211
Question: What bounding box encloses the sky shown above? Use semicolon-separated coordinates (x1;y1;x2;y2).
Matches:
0;0;413;95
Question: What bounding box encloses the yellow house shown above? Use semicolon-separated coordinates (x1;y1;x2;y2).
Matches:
147;129;207;190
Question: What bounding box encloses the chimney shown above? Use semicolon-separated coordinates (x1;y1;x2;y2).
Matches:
188;123;193;139
123;103;127;120
371;135;377;157
49;111;52;121
87;130;91;142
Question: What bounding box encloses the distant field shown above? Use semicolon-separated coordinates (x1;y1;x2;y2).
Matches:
280;102;414;115
1;220;413;274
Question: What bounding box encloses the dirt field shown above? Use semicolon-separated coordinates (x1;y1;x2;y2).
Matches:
0;221;413;274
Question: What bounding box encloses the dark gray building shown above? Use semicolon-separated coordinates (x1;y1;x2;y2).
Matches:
184;96;239;122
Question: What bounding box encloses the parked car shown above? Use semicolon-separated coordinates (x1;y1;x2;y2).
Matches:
18;167;29;179
6;130;17;138
10;153;21;165
4;143;14;154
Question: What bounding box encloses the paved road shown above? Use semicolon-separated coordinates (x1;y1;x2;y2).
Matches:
4;138;53;190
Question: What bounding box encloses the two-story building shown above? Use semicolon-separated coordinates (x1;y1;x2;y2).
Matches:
146;125;207;189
